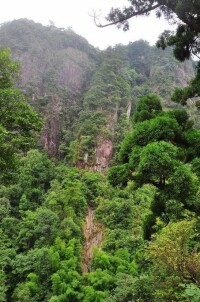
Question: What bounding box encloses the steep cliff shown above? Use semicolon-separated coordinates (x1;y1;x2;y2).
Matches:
0;20;195;164
0;19;99;156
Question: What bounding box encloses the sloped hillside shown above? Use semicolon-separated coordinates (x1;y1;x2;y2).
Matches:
0;19;195;161
0;19;98;94
0;19;99;156
68;42;195;169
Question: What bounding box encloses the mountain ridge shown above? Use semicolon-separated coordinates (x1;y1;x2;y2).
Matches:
0;19;196;164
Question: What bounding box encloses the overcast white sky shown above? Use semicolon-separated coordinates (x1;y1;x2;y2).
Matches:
0;0;174;49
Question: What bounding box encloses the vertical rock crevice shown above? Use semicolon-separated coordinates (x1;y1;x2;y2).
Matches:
95;140;113;172
82;207;103;273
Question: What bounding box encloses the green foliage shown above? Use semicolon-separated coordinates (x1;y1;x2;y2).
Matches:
182;284;200;302
191;157;200;178
107;164;132;187
0;49;41;181
82;286;107;302
17;208;59;249
46;178;88;220
169;164;198;208
133;94;162;123
68;111;105;163
132;116;180;146
18;150;55;208
96;196;134;230
118;131;136;163
1;126;199;302
167;109;191;130
184;129;200;159
107;273;154;302
119;111;182;166
148;220;200;300
113;94;200;246
137;141;178;186
0;17;200;302
49;238;83;301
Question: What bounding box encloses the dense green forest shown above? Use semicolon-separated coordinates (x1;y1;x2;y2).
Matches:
0;19;200;301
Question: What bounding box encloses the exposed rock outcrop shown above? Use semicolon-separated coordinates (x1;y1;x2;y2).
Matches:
95;140;113;172
83;208;103;273
126;101;132;118
40;99;62;156
174;60;195;87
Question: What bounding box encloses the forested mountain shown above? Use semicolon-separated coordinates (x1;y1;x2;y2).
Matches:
0;19;196;162
0;19;200;302
0;19;98;94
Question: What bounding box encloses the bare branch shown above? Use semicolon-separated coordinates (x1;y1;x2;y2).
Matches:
95;3;161;28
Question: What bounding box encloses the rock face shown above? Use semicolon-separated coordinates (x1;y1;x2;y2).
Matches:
0;19;97;95
40;98;62;156
95;140;113;172
126;101;132;119
83;208;103;273
0;19;98;156
174;60;195;87
40;116;60;157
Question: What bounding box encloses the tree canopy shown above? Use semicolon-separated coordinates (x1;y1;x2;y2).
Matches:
0;19;200;302
0;49;42;181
